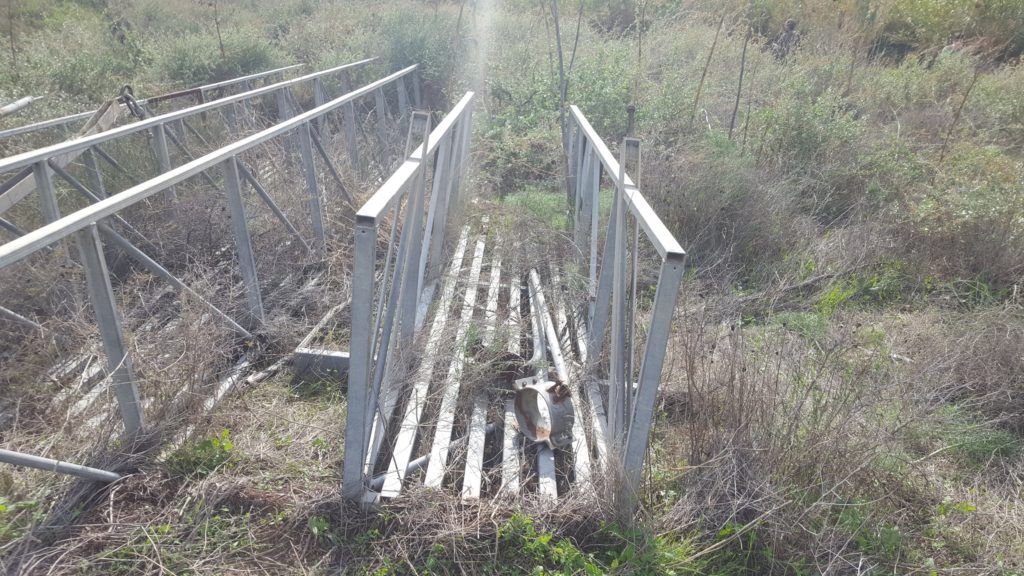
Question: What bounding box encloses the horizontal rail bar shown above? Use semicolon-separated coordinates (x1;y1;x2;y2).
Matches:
568;105;685;261
0;64;306;140
0;65;416;270
0;448;121;483
0;60;373;172
356;92;475;224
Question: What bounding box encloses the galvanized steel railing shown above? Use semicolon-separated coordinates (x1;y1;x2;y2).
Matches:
0;64;305;141
344;92;476;500
566;106;686;501
0;66;419;464
0;57;405;233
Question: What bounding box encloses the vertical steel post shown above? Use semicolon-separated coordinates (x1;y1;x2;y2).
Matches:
589;195;617;361
223;103;238;139
398;112;431;343
75;223;144;436
152;123;176;200
344;218;378;499
418;129;452;295
33;161;60;223
82;147;106;199
222;158;265;325
340;71;360;171
587;146;600;314
298;122;326;255
608;169;627;447
412;69;422;108
397;77;409;118
621;255;684;501
175;118;188;147
313;78;327;108
374;88;388;145
313;78;327;133
275;88;292;121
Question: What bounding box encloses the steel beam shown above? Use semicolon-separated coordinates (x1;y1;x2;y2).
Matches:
75;223;144;435
0;66;418;269
298;122;326;254
151;124;176;200
222;158;264;325
0;449;121;483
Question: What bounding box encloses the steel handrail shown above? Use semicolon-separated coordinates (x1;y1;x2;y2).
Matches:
0;59;373;174
0;64;305;140
568;106;684;261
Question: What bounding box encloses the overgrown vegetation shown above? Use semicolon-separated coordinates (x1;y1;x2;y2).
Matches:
1;0;1023;573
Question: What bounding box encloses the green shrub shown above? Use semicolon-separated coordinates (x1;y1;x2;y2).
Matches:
153;30;284;88
167;429;235;477
912;145;1024;288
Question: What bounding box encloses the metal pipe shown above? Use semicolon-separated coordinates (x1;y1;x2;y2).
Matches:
0;305;42;330
0;448;121;483
526;274;547;379
0;217;25;238
0;96;43;118
528;270;569;383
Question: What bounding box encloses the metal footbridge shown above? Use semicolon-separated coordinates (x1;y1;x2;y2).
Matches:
0;60;684;508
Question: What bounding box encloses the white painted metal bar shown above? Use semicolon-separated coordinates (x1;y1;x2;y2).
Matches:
507;272;521;357
537;446;557;498
461;394;488;500
482;256;502;347
423;234;486;488
501;399;521;496
379;227;470;497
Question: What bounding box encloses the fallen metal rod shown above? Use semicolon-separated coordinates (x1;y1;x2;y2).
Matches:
0;448;121;483
526;274;547;379
0;305;42;330
369;423;496;491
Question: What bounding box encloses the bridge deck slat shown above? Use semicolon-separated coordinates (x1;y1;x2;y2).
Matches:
423;232;487;488
379;226;471;498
